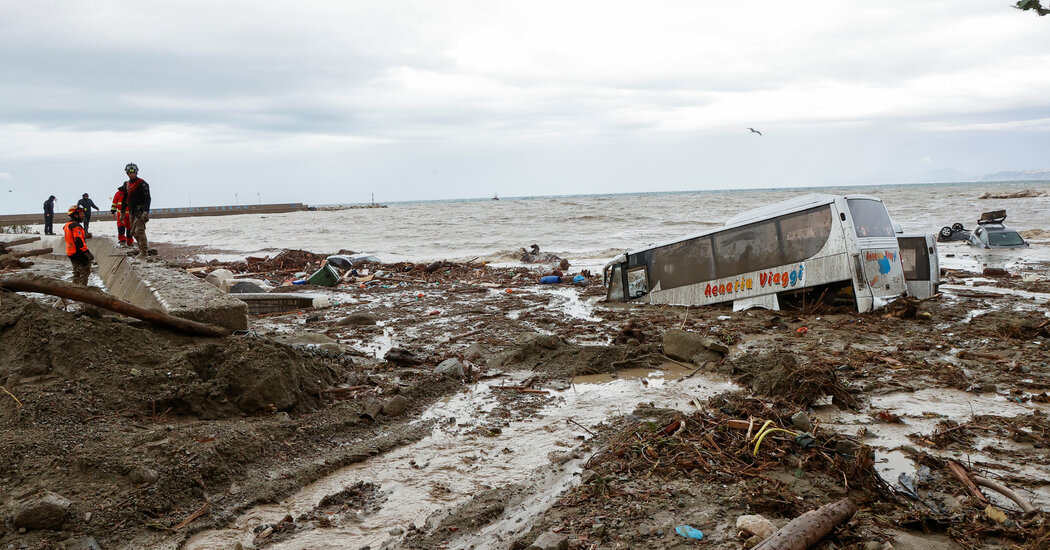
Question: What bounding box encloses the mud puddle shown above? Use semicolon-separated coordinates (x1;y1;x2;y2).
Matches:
184;364;740;549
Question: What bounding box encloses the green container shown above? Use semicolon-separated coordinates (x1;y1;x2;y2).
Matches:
306;264;340;287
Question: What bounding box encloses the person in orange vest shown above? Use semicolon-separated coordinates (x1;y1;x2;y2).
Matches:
64;205;94;285
110;183;134;247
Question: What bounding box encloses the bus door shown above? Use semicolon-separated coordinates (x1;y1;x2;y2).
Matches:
897;234;939;299
845;198;907;310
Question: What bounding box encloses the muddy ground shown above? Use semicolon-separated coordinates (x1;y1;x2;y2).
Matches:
1;247;1048;549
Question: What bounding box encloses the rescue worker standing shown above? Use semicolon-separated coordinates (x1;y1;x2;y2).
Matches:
43;195;56;235
110;184;134;247
64;205;94;285
120;163;151;259
77;193;100;235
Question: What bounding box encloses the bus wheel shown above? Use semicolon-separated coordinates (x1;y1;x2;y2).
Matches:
940;226;954;239
951;223;964;232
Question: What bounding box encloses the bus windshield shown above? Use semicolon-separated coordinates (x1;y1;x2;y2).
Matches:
847;199;895;237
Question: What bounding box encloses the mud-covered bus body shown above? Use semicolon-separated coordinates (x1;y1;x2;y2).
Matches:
896;233;940;300
604;194;908;312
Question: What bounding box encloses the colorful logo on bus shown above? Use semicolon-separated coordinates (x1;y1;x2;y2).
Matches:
865;250;896;275
704;264;805;298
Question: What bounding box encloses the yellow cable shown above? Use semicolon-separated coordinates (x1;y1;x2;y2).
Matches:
753;428;798;456
750;420;775;442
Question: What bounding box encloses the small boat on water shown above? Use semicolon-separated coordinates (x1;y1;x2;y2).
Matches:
492;193;500;201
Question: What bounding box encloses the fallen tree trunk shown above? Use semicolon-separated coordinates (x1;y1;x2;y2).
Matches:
752;498;857;550
7;247;53;258
0;276;228;337
0;237;42;250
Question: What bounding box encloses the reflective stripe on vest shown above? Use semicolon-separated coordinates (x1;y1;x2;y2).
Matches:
112;189;125;211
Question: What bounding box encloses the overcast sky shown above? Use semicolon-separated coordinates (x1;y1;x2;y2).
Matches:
2;1;1049;213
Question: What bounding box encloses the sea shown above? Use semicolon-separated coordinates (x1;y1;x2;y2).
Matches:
71;181;1050;273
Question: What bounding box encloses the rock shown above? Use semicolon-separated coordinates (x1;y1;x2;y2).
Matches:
272;333;344;354
590;523;606;538
359;396;383;420
835;439;859;456
228;280;266;293
982;267;1008;277
384;347;423;366
434;358;465;378
128;465;159;485
790;411;813;432
11;491;71;530
704;339;730;354
381;395;410;417
516;332;563;349
528;530;568;550
580;469;598;484
461;343;491;362
864;542;884;550
736;514;775;541
336;312;378;326
662;329;722;364
487;348;526;367
74;537;101;550
204;268;235;289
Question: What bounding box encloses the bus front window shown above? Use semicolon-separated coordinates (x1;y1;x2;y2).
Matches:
847;199;895;237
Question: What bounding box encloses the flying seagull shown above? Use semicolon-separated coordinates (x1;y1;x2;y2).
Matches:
747;127;762;136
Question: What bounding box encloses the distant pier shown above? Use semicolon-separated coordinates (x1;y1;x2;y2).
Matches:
0;202;309;226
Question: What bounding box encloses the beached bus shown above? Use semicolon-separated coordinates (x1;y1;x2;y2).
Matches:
603;194;908;312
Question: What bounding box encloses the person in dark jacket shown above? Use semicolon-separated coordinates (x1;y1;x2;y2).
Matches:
120;162;152;259
43;195;56;235
76;193;101;234
63;205;94;285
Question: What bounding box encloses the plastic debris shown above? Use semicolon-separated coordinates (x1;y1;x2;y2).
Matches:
675;525;704;540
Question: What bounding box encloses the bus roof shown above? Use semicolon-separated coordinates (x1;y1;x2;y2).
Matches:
724;193;882;226
624;193;884;257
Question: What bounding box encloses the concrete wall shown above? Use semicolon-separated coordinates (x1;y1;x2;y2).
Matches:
2;234;248;332
0;203;308;226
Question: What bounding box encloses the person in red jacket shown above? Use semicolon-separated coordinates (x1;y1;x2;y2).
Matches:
64;205;94;285
120;162;151;259
110;184;134;247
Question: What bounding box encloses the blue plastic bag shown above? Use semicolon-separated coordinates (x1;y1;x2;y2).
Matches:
675;525;704;540
539;275;561;284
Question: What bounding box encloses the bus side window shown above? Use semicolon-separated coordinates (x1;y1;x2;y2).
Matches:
713;220;781;279
626;267;649;299
777;206;832;263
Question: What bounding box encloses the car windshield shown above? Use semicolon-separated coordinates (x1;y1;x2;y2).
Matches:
987;229;1025;246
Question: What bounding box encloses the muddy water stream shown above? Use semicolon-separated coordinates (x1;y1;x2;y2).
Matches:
184;365;739;550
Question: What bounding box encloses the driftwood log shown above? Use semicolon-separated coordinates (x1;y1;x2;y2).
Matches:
0;248;53;269
0;237;42;252
752;498;857;550
0;276;228;337
973;476;1036;514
